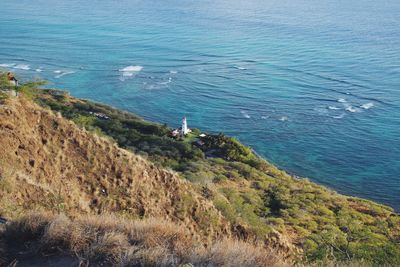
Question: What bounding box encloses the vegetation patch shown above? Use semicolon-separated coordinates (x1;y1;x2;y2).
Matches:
0;213;288;267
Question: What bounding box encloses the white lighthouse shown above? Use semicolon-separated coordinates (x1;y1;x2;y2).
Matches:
171;116;191;138
181;117;190;136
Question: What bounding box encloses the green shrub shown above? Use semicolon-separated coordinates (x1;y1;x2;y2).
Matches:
199;133;255;162
213;174;228;183
0;92;9;104
72;114;96;128
213;196;236;222
18;81;46;100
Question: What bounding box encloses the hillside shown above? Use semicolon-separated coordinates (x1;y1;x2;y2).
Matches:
0;95;229;238
0;79;287;266
0;73;399;266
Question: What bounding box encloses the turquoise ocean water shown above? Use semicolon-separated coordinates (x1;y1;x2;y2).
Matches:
1;0;399;210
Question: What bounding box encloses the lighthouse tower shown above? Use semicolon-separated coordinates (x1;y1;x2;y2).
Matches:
181;117;189;136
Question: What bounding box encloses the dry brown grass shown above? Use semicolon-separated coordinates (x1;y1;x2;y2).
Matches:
0;96;229;242
189;239;289;267
0;212;289;267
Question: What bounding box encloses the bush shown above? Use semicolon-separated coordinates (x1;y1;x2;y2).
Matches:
0;92;9;104
199;133;256;162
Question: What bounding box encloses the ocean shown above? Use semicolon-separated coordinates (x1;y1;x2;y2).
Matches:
1;0;399;210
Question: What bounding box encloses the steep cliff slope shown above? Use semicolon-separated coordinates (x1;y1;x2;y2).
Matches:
0;96;229;241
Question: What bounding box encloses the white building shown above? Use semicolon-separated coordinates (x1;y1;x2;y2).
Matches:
171;117;191;138
181;117;190;136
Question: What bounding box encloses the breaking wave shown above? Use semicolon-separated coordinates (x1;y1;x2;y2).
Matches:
119;65;143;72
361;102;374;109
14;64;30;70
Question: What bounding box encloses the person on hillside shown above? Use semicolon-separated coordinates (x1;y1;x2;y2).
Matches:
7;72;18;87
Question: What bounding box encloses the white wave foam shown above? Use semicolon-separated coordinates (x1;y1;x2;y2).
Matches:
122;72;134;77
361;102;374;109
14;64;30;70
261;115;269;119
169;70;178;74
35;68;43;72
333;113;345;119
159;77;172;85
234;66;247;70
119;65;143;80
119;65;143;72
345;106;361;113
54;70;62;74
0;63;16;68
338;98;347;103
55;71;75;78
279;116;288;121
328;106;341;110
240;111;251;119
